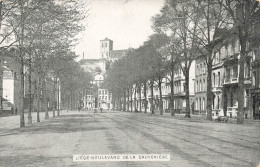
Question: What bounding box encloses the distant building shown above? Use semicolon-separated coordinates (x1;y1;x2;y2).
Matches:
80;38;128;110
173;62;195;113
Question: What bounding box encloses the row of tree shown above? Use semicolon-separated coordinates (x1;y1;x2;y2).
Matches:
104;0;260;124
0;0;92;127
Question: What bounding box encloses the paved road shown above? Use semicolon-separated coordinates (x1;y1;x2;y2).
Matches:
0;110;259;167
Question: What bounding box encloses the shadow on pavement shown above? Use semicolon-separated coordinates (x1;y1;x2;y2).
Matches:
0;114;108;137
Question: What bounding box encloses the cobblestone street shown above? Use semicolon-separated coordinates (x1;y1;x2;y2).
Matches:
0;110;260;167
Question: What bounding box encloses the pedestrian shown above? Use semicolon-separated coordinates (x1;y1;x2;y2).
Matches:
15;107;18;115
11;106;14;115
100;107;103;113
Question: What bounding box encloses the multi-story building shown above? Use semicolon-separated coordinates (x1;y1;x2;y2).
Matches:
250;42;260;119
173;62;195;113
194;38;256;119
221;40;252;118
194;56;207;115
80;38;127;110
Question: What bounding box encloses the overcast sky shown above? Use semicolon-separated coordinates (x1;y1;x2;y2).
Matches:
74;0;164;60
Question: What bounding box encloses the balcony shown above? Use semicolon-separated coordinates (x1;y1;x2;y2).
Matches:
173;75;185;81
223;77;238;85
212;86;222;93
244;77;251;85
227;107;237;118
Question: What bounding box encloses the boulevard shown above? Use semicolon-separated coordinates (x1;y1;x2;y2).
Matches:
0;110;259;167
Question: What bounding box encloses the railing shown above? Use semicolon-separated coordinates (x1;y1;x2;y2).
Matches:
224;77;238;84
194;110;206;115
212;86;222;93
227;107;237;118
244;77;251;84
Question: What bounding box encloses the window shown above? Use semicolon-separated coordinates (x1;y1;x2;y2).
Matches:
196;81;199;92
233;66;238;78
203;79;205;90
199;98;201;111
200;80;202;92
202;98;205;111
253;71;256;88
213;73;216;87
200;64;202;75
218;72;220;86
212;96;215;109
203;62;206;73
217;96;220;109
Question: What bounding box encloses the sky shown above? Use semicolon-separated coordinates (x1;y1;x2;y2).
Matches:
74;0;165;60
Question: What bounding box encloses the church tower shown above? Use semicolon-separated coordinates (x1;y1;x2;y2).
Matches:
100;38;113;60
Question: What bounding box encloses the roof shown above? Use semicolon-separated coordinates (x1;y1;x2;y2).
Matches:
110;50;127;59
100;37;113;42
79;59;105;65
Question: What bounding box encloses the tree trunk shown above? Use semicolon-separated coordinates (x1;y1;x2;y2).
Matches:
206;51;213;120
36;76;41;122
139;84;142;112
57;79;60;116
127;87;130;111
123;89;126;111
19;0;25;127
158;78;163;115
184;69;191;118
237;36;246;124
119;95;122;111
150;80;154;114
170;70;175;116
130;87;133;112
134;85;137;112
52;78;55;117
43;78;49;119
144;82;147;113
28;55;32;124
20;57;25;127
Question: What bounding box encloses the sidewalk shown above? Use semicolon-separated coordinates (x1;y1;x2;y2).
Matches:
0;110;66;135
120;110;260;126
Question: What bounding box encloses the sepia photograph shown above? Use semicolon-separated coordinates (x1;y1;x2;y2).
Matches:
0;0;260;166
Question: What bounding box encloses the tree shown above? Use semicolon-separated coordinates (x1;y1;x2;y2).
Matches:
187;0;231;120
218;0;260;124
154;0;201;118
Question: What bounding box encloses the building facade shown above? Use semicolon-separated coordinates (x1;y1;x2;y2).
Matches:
194;56;207;115
81;38;128;110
